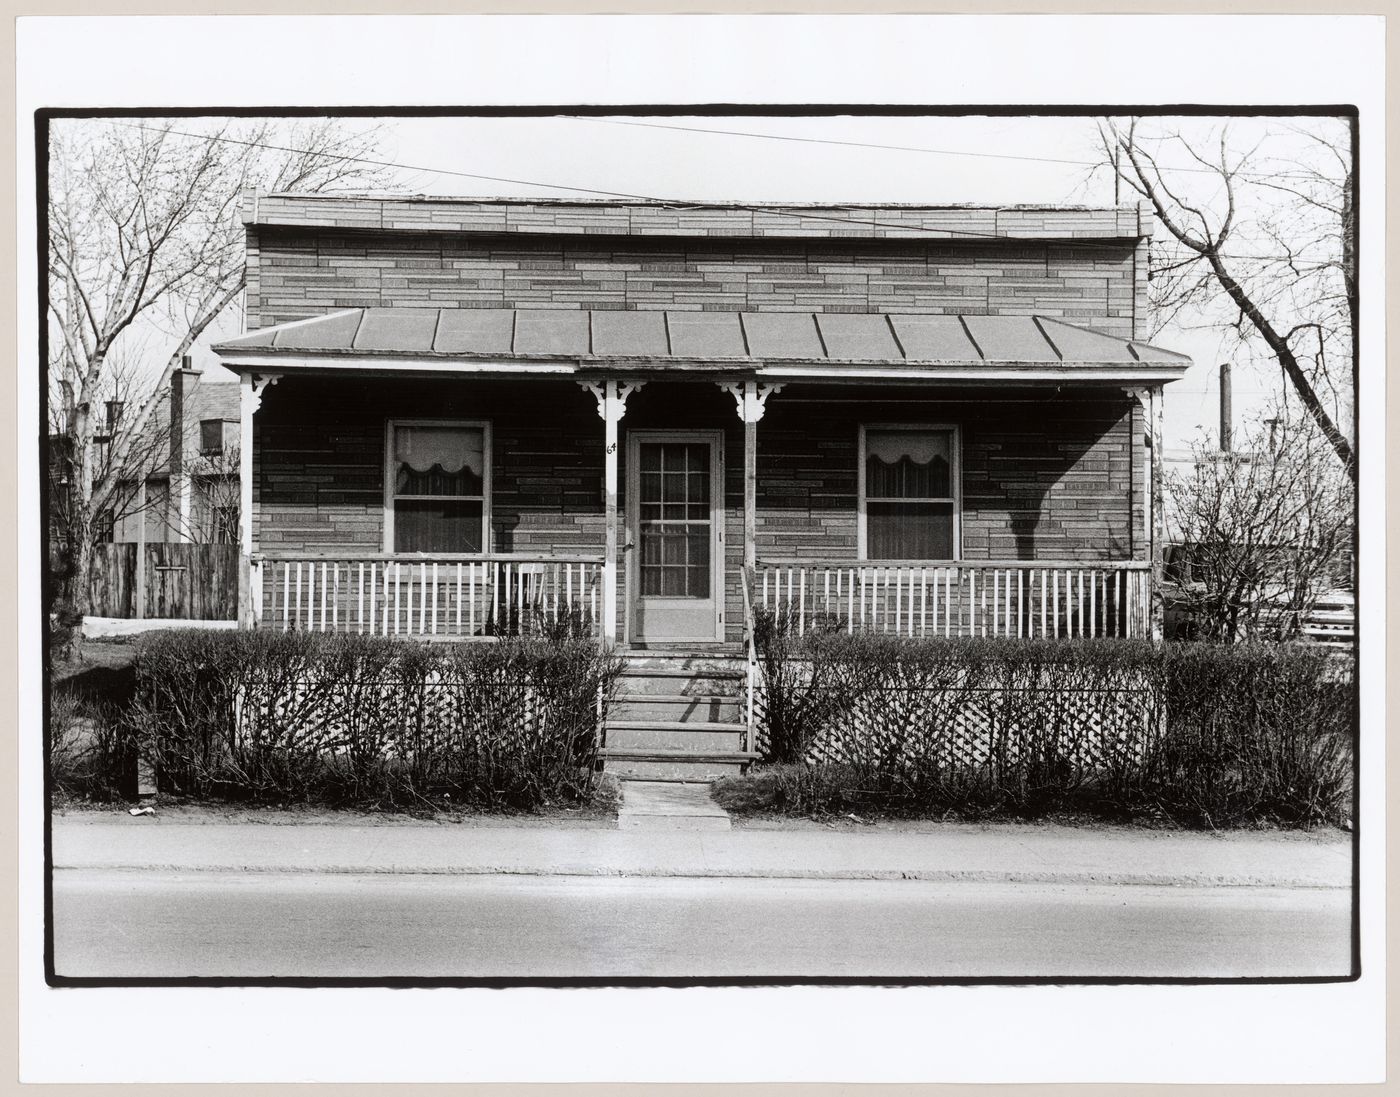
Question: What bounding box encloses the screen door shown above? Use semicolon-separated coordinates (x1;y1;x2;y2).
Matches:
628;431;723;643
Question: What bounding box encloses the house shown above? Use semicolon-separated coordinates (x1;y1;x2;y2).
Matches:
211;193;1190;775
76;369;242;547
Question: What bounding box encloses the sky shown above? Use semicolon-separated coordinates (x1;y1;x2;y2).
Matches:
161;112;1349;456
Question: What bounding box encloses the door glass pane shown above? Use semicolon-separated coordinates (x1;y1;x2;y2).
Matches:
638;442;713;599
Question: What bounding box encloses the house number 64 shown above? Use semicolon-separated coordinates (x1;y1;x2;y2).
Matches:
607;442;617;454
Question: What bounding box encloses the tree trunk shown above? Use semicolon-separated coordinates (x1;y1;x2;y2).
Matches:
56;399;97;661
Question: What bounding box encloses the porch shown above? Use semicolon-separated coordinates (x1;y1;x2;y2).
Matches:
216;307;1188;648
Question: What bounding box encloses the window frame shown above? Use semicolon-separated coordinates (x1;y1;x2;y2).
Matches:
383;418;492;554
857;422;962;562
199;418;227;456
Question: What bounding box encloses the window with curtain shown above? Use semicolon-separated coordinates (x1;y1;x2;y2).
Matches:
389;422;487;553
863;427;957;560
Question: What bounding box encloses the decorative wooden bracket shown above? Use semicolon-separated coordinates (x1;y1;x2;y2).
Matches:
579;379;645;422
1122;385;1151;414
246;373;281;414
718;380;784;424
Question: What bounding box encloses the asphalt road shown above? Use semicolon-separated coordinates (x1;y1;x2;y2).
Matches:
53;870;1352;980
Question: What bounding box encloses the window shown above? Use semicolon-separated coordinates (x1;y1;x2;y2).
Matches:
213;505;238;545
104;400;123;433
860;425;959;560
385;420;489;553
94;508;115;545
200;419;227;456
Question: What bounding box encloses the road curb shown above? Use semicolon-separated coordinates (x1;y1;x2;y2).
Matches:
53;862;1348;889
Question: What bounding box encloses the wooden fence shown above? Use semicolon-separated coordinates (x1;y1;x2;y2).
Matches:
88;543;240;620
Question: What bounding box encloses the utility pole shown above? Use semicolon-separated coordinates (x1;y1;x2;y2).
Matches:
1218;363;1232;453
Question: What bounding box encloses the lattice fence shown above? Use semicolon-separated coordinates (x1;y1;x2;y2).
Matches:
752;668;1157;775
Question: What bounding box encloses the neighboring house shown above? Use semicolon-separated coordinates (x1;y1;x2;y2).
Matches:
104;371;242;546
211;193;1191;775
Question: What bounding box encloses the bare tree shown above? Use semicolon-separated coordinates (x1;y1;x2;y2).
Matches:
1164;410;1351;642
47;117;389;642
1097;117;1356;480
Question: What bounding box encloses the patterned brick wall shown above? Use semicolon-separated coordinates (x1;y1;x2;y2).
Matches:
254;376;605;556
246;228;1143;339
754;387;1141;564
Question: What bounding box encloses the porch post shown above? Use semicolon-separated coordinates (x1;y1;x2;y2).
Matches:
719;380;783;574
580;379;644;646
237;372;278;629
1150;383;1166;642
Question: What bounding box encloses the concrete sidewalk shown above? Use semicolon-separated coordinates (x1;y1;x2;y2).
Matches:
52;815;1352;889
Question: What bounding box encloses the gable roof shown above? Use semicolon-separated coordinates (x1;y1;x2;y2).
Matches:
213;308;1190;383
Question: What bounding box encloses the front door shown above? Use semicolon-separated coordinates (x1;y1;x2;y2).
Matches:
627;431;724;644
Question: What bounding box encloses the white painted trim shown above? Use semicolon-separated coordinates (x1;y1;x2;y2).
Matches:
625;428;726;644
761;365;1188;382
383;418;493;554
216;354;1187;385
219;353;578;375
857;422;962;562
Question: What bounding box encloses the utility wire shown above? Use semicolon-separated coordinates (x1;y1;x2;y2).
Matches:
110;120;1340;264
570;117;1337;184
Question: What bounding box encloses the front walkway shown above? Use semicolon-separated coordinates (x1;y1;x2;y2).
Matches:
616;780;732;831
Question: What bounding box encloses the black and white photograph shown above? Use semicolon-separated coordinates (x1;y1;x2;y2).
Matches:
17;12;1385;1086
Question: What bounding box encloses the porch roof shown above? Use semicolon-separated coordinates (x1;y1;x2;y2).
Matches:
212;307;1191;382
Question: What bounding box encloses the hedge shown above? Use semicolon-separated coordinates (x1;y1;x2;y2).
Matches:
748;611;1354;828
65;629;621;811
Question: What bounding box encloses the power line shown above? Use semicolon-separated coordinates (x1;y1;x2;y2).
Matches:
109;121;1338;263
569;116;1336;183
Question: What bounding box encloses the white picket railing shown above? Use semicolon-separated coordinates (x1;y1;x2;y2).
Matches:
756;559;1153;640
250;553;604;639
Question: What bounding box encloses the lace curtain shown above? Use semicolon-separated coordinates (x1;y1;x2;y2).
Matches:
394;425;485;477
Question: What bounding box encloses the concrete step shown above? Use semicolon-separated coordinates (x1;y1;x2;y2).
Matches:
602;761;756;783
616;779;732;831
618;657;746;679
604;724;747;752
614;672;744;696
611;694;742;723
607;720;747;733
601;747;758;781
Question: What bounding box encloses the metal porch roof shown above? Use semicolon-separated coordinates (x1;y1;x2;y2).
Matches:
212;308;1190;376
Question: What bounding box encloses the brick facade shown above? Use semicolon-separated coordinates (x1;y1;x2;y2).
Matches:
246;229;1143;340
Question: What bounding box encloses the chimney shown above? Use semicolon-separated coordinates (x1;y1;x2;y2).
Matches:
1218;363;1232;453
169;355;201;542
